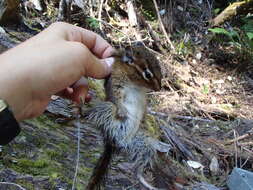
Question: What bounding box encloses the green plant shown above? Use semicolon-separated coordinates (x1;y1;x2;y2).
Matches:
86;17;100;29
202;84;209;94
208;16;253;57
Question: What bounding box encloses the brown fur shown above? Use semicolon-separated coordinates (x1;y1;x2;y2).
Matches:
83;46;163;189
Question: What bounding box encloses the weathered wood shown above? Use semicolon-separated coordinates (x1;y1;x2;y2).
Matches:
211;0;253;26
127;0;137;26
46;97;76;118
0;32;16;53
161;126;194;160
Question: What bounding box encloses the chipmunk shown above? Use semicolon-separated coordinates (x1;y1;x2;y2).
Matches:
83;45;169;189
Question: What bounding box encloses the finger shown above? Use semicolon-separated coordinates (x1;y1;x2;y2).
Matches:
57;77;88;100
84;56;114;79
60;23;114;58
71;85;89;103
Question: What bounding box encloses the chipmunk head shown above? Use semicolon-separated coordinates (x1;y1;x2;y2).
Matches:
112;46;162;91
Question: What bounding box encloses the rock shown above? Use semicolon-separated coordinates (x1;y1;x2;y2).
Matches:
187;160;204;169
227;168;253;190
29;0;43;11
192;182;221;190
196;52;202;60
0;0;20;25
209;156;219;175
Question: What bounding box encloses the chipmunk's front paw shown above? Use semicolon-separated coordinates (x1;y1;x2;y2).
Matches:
116;108;128;120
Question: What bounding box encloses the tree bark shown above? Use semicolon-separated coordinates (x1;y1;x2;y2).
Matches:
211;0;253;26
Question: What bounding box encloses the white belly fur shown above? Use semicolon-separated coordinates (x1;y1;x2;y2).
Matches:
121;84;146;137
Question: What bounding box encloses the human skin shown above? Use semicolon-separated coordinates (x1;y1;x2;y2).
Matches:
0;22;114;121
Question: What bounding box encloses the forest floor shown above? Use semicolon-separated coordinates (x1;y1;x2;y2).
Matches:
0;1;253;190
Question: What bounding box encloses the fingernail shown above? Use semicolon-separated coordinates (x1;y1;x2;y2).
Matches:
103;57;114;68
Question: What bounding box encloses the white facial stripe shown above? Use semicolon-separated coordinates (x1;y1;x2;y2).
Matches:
142;71;149;81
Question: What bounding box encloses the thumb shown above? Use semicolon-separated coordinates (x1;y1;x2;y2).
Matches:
84;56;114;79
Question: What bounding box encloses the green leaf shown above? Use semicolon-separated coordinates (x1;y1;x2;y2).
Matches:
214;8;221;15
246;32;253;40
202;84;209;95
208;28;230;36
86;17;100;29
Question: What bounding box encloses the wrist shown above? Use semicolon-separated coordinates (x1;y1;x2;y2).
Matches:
0;53;30;121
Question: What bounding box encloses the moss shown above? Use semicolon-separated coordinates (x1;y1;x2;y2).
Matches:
145;114;160;138
15;179;35;190
46;150;62;160
83;149;101;165
88;79;105;100
79;166;93;178
27;115;60;129
10;157;64;177
18;158;48;168
58;143;69;153
220;103;233;111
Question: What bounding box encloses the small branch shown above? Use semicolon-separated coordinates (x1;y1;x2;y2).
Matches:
71;121;82;190
152;0;175;51
98;0;104;30
225;129;253;145
238;142;253;146
233;130;238;168
241;146;253;156
89;0;94;17
137;172;158;190
211;0;253;26
147;108;214;123
161;126;194;160
137;12;166;54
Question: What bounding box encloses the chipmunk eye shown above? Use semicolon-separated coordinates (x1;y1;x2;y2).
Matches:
142;69;154;81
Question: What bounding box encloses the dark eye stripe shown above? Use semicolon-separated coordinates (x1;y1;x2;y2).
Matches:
142;69;154;81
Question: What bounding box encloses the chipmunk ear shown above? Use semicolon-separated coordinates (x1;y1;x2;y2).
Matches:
120;46;134;65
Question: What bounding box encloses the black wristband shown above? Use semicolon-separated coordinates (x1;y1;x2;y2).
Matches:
0;101;20;145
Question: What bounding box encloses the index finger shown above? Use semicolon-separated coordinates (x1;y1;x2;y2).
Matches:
56;22;114;58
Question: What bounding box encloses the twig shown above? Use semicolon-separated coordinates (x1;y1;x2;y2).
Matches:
238;142;253;146
152;0;175;51
241;156;250;168
172;115;214;122
71;121;81;190
137;172;158;190
225;129;253;145
241;146;253;156
137;12;166;54
161;126;194;160
0;182;27;190
92;18;132;47
147;108;214;123
98;0;104;30
89;0;94;17
233;130;238;168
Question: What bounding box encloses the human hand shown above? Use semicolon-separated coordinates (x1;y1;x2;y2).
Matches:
0;22;114;121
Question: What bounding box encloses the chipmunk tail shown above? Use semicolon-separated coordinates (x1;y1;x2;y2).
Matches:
87;143;115;190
